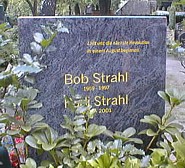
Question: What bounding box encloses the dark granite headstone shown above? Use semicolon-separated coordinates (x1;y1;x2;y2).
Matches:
175;23;183;41
179;32;185;48
0;5;4;23
160;2;172;11
18;16;166;134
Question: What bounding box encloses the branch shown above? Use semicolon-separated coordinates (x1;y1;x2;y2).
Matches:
25;0;34;15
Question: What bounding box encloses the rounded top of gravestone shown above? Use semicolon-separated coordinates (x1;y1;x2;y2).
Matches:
0;5;4;10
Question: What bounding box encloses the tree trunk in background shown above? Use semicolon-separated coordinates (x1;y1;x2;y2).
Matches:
41;0;57;16
74;3;80;15
69;5;72;15
99;0;111;15
33;0;38;16
25;0;38;16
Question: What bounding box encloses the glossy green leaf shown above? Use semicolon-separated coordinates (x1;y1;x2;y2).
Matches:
20;98;31;111
7;129;20;135
13;65;42;74
30;42;42;54
122;127;136;137
158;124;166;130
86;124;106;138
41;33;56;48
138;129;147;135
40;39;51;48
17;88;39;100
74;125;85;132
24;75;35;84
159;141;171;153
87;141;96;154
29;102;42;109
73;119;86;126
128;138;143;144
165;127;179;135
87;108;97;119
57;22;69;33
32;123;49;131
25;135;40;149
21;125;31;132
124;157;141;168
33;32;44;43
25;158;37;168
103;129;114;138
42;143;56;151
140;115;161;126
150;114;161;124
146;129;158;136
32;131;48;144
151;149;167;165
76;106;89;114
28;114;44;126
171;97;182;106
158;91;171;104
172;134;185;159
49;127;58;142
166;122;183;130
23;53;33;64
113;131;129;142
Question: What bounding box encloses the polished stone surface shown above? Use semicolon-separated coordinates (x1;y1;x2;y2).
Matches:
19;16;167;134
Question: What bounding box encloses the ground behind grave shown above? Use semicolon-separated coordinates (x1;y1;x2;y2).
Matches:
166;55;185;124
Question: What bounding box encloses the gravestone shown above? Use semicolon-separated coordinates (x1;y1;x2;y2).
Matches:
0;5;4;23
18;16;166;134
179;32;185;48
175;23;183;41
160;2;172;11
116;0;151;16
